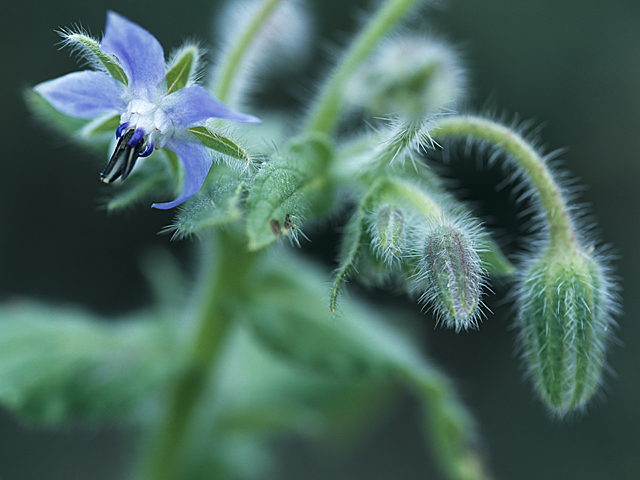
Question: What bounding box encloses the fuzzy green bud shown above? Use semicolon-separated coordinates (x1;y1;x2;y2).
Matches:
517;247;614;416
346;35;466;118
369;205;406;265
418;221;485;331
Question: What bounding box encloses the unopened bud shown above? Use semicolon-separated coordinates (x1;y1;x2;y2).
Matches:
346;35;466;118
419;221;485;331
370;206;406;265
517;248;615;416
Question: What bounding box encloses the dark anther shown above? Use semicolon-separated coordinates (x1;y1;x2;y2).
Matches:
100;129;145;183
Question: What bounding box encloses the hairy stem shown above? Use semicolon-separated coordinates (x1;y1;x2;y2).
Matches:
138;231;259;480
304;0;426;135
213;0;286;104
432;115;576;250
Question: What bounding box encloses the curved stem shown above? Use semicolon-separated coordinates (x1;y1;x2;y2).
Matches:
432;115;576;251
213;0;285;104
138;231;259;480
304;0;425;135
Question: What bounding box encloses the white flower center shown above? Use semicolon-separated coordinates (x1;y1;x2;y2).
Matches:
120;98;175;149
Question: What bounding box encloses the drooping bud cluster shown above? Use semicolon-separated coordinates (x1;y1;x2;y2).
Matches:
516;247;615;416
415;219;486;331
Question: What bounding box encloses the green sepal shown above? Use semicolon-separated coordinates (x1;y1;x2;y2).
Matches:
187;126;252;166
330;208;367;314
82;113;121;137
24;89;89;138
63;32;128;84
166;178;246;238
166;45;199;94
0;302;185;423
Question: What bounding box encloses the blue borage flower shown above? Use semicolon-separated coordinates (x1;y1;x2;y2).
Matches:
34;11;260;209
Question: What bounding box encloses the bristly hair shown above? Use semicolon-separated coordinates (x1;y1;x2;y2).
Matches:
57;26;111;74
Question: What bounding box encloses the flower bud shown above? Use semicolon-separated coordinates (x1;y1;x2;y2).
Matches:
346;35;466;118
369;205;406;265
418;221;485;331
517;248;615;416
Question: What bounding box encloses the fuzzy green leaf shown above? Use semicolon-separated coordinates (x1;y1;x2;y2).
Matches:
187;127;252;166
0;302;185;423
237;255;490;479
244;159;307;250
246;253;425;376
167;179;246;238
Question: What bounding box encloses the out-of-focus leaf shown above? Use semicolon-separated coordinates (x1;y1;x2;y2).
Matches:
0;301;185;423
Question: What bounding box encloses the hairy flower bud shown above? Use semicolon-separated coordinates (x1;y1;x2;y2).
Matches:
418;221;485;331
346;35;466;118
517;248;615;416
369;205;406;265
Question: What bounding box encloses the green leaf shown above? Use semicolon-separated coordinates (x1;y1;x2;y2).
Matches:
187;126;252;166
245;253;425;376
63;32;128;85
244;159;308;250
166;178;246;238
166;45;199;94
241;254;491;479
0;302;185;423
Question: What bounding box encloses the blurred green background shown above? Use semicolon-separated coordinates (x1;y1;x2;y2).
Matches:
1;0;639;478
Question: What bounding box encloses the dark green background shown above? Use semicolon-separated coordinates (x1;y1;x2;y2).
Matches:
1;0;639;478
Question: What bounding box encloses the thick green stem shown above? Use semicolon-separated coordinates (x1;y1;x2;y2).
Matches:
432;115;576;251
138;231;259;480
213;0;285;104
304;0;426;135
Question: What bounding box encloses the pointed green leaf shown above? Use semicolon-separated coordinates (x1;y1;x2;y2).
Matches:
244;159;308;250
187;126;252;165
166;45;198;94
63;32;128;84
0;302;185;423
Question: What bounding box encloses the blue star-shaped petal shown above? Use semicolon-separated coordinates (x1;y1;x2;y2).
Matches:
35;11;260;209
